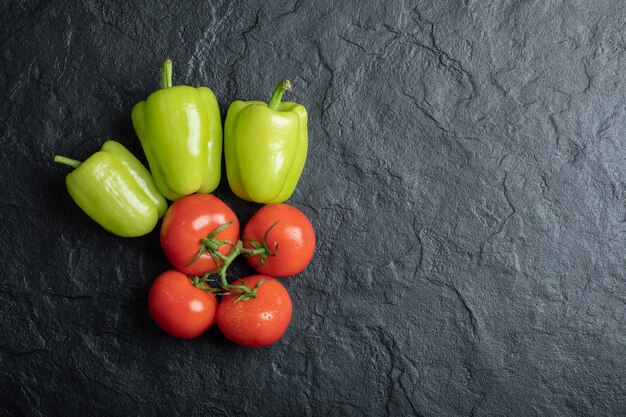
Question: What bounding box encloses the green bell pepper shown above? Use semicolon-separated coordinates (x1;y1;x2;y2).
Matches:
53;140;167;237
224;80;308;204
131;59;222;201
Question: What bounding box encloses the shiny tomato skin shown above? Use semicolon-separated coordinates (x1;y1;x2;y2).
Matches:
243;204;315;277
160;194;240;276
217;275;292;348
148;270;218;339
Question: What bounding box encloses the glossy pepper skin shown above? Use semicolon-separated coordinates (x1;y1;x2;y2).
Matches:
53;140;167;237
224;80;308;204
131;59;222;201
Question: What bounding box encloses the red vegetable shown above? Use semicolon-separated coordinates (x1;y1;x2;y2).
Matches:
243;204;315;277
148;270;218;339
160;194;239;276
217;275;292;348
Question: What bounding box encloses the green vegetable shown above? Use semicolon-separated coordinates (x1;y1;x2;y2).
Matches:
53;140;167;237
131;59;222;201
224;80;308;203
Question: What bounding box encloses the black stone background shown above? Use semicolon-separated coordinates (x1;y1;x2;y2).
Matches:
1;1;625;416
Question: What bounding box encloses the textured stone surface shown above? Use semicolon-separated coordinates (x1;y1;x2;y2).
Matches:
1;0;625;415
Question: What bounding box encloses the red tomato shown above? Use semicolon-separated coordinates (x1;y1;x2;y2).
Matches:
217;275;292;348
160;194;240;276
148;270;218;339
243;204;315;277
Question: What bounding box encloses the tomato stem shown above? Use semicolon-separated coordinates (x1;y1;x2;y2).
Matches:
186;221;234;267
217;240;243;290
190;275;219;292
205;241;259;301
190;222;279;300
240;246;268;257
241;221;279;267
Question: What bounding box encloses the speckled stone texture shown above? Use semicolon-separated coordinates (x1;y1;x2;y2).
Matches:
1;1;625;416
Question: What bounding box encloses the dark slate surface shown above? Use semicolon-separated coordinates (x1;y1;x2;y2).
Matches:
1;1;625;416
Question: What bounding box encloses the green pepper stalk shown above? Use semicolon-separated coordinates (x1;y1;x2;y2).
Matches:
53;140;167;237
268;80;291;110
132;59;222;201
224;79;308;204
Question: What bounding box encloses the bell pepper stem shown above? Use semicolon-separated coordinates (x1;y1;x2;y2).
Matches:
53;155;82;169
268;79;292;110
161;59;173;89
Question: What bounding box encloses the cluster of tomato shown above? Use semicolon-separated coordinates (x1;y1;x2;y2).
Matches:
148;194;315;348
